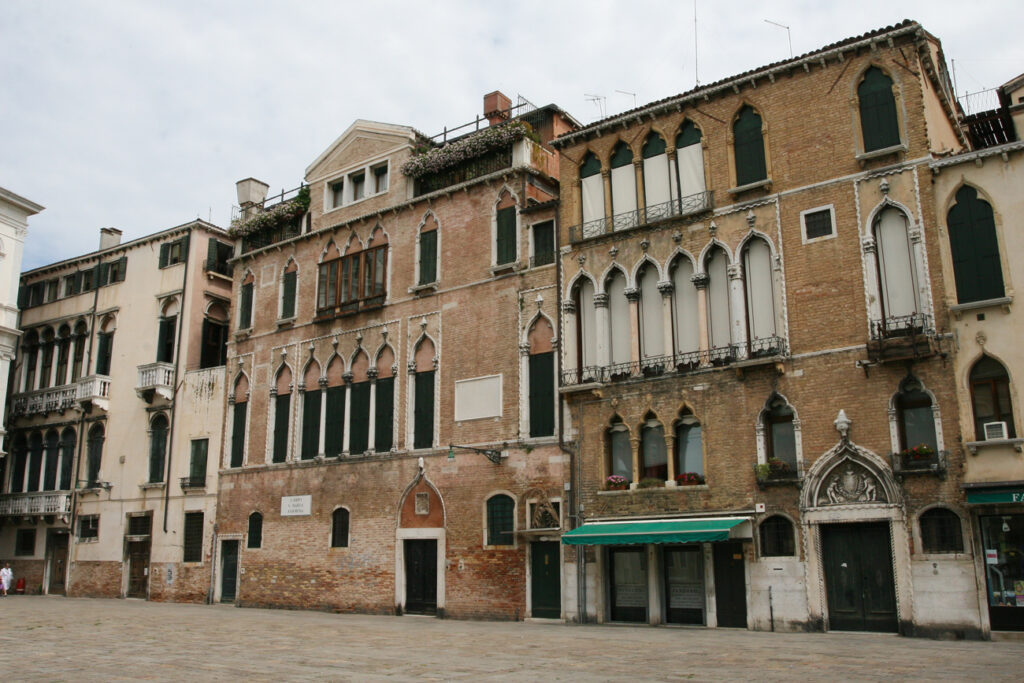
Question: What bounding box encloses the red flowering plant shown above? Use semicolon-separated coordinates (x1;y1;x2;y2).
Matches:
675;472;705;486
899;443;936;461
605;475;629;490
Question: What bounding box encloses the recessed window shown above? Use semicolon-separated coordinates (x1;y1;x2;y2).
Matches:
486;494;515;545
183;511;204;562
760;516;795;557
331;508;349;548
159;236;189;268
351;172;365;202
531;221;555;267
15;529;36;556
801;206;835;243
330;180;345;209
373;164;389;193
247;512;263;549
78;515;99;540
920;508;963;553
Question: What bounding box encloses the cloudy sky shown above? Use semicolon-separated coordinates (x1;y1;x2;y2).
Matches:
2;1;1019;270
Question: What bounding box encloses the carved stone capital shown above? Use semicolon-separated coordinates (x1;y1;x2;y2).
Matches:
562;299;577;314
519;343;531;357
861;235;876;254
624;287;640;302
727;263;743;280
318;377;329;388
342;371;354;384
657;280;674;296
367;367;379;380
593;292;609;308
690;272;710;290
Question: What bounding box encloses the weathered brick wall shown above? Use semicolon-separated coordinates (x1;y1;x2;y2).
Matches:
148;562;210;603
68;561;121;598
1;559;44;594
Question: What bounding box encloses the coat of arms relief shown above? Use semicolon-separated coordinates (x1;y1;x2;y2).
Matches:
817;463;887;506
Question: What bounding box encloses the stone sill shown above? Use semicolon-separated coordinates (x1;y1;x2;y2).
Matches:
599;484;709;496
727;178;772;195
966;438;1024;455
856;143;907;163
950;296;1012;317
408;282;438;296
139;482;165;491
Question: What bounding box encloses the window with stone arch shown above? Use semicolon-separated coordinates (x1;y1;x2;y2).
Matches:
605;268;630;368
59;428;75;490
704;245;733;356
21;329;39;391
674;409;703;479
494;191;518;267
247;512;263;549
758;393;799;472
733;105;767;187
375;345;396;452
946;185;1004;304
640;413;668;481
871;206;922;332
486;493;515;546
741;235;779;355
919;507;964;554
526;316;555;438
324;355;346;457
238;270;255;330
54;324;71;386
331;507;350;548
579;151;604;229
86;423;105;487
609;141;636;220
412;337;436;450
317;241;342;313
891;375;939;455
606;416;632;483
570;275;597;381
641;132;670;212
676;120;706;202
230;373;249;468
148;413;169;483
417;213;439;286
39;327;54;390
300;359;322;460
272;365;292;464
280;259;298;320
969;355;1016;440
71;320;88;381
637;261;664;361
759;515;796;557
858;66;901;153
349;349;371;455
670;254;700;360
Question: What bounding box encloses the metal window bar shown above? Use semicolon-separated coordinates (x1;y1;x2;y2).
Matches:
530;251;556;268
870;313;933;340
568;192;713;244
748;336;788;358
180;476;206;489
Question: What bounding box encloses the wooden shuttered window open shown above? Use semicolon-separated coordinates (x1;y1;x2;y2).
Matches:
273;393;290;463
374;377;394;452
496;206;516;265
529;351;555;438
301;390;321;460
414;370;435;449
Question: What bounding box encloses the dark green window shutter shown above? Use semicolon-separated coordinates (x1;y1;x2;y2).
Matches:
419;230;437;284
240;283;253;329
301;390;321;460
374;377;394;452
190;439;208;480
247;513;262;549
610;142;632;168
95;332;113;375
324;385;346;456
149;417;168;483
179;234;190;259
230;402;246;467
183;512;203;562
733;106;767;186
532;221;554;265
413;370;435;449
60;431;75;490
496;206;517;265
529;352;555;437
17;285;27;309
642;133;666;158
947;186;1004;304
98;262;110;287
676;120;701;148
580;152;601;178
156;316;176;363
117;256;128;282
281;270;297;319
206;236;219;267
159;242;170;268
487;495;514;545
859;67;900;152
348;382;371;454
273;393;290;463
72;271;83;294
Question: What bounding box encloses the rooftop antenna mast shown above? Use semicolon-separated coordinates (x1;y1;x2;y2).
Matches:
584;93;607;120
615;90;637;109
764;19;793;59
694;0;700;86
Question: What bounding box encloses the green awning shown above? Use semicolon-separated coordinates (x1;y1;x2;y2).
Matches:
561;517;748;546
966;487;1024;504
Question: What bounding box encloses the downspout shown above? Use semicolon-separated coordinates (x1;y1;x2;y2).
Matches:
68;272;102;590
162;233;191;533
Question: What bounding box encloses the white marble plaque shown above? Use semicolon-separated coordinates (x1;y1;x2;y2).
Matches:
281;495;312;516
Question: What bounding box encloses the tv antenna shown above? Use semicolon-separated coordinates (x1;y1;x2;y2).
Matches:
764;19;793;59
584;93;607;120
694;0;700;86
615;90;637;110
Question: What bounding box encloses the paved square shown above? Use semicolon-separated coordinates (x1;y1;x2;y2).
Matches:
0;596;1022;681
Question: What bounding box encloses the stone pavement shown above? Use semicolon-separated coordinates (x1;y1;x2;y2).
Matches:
0;596;1022;682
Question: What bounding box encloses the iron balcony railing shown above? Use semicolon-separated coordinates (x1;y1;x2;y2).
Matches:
530;251;556;268
204;256;233;277
180;476;206;490
10;375;111;417
869;313;933;341
0;491;71;516
568;192;713;244
561;337;787;387
415;148;513;196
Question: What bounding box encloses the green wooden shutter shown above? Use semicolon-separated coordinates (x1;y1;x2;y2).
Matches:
859;67;900;152
580;152;601;178
273;393;290;463
301;390;321;460
642;133;666;158
676;121;701;148
156;316;176;363
496;206;516;265
413;370;435;449
95;332;112;375
419;230;437;284
206;237;218;269
324;385;346;456
117;256;128;282
529;352;555;437
98;262;110;287
200;319;213;369
72;271;83;294
734;106;767;186
282;270;297;319
374;377;394;452
179;234;190;259
149;419;167;483
348;382;370;454
17;285;27;309
240;283;253;329
190;440;208;480
947;186;1005;304
159;243;170;268
230;402;246;467
533;221;554;265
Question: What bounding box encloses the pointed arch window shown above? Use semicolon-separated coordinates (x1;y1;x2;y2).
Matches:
55;325;71;386
970;356;1016;439
375;348;396;452
273;367;292;463
43;430;60;491
349;351;371;455
873;207;921;331
705;246;732;354
412;339;436;450
858;67;900;152
640;415;667;481
10;435;27;493
59;428;75;490
762;395;797;470
895;376;937;453
22;330;38;391
674;411;703;478
670;256;699;359
638;263;664;360
324;358;346;457
606;418;632;483
642;133;670;213
947;186;1004;304
527;317;555;438
495;193;517;266
418;215;439;286
239;272;254;330
28;432;43;492
609;142;637;223
230;374;249;468
86;424;105;487
301;362;322;460
573;278;597;378
606;270;630;367
39;329;54;389
579;152;604;229
676;121;706;201
742;237;778;354
149;414;169;483
280;261;298;320
733;106;767;186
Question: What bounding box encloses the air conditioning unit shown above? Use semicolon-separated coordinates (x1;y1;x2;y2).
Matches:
983;421;1009;441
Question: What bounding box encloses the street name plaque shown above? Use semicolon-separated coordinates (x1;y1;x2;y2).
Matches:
281;495;312;516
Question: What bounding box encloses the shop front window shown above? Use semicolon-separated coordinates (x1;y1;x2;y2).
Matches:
609;546;647;623
981;514;1024;631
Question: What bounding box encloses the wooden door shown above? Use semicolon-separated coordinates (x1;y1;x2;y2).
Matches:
47;533;69;595
530;541;561;619
713;542;747;628
221;540;239;603
822;523;898;632
126;541;150;598
404;539;437;614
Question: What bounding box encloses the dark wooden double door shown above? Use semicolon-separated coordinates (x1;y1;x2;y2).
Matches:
822;523;898;632
405;539;437;614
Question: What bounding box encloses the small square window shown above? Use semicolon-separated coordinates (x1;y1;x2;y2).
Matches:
15;529;36;556
78;515;100;540
801;206;835;243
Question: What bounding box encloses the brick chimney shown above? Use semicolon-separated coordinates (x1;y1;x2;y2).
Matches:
483;91;512;126
236;177;270;220
99;227;122;251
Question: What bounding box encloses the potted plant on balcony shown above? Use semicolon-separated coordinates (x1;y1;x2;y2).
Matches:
605;475;628;491
675;472;705;486
638;477;663;489
897;443;936;468
755;458;793;483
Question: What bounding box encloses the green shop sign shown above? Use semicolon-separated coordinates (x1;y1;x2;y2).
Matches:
966;488;1024;504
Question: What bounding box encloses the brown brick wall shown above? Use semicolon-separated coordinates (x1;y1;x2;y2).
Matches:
68;561;121;598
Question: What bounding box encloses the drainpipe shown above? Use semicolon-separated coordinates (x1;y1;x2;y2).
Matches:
162;231;191;533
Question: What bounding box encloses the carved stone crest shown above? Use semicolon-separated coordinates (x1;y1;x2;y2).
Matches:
818;464;884;506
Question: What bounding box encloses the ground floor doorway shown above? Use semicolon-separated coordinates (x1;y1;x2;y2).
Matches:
46;531;69;595
979;514;1024;631
404;539;437;614
530;541;561;618
126;541;150;599
221;540;239;603
821;522;897;632
608;546;647;622
664;545;704;625
712;542;747;628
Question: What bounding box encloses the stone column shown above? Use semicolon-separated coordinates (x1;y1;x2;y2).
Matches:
593;292;609;369
691;273;710;364
658;280;675;363
625;287;641;365
342;372;353;455
728;262;748;360
318;377;328;457
367;367;378;452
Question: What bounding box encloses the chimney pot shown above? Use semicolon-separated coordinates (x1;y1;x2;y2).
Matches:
99;227;122;251
483;91;512;126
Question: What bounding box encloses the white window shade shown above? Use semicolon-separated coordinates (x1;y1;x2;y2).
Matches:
706;251;731;349
454;375;502;421
607;274;631;365
581;175;604;226
676;144;706;198
610;165;637;221
743;240;777;340
639;269;664;358
643;155;671;209
672;260;699;354
876;209;920;320
579;279;597;367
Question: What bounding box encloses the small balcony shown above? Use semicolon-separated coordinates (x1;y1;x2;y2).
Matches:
180;476;206;492
867;313;938;363
0;491;72;517
10;375;110;417
891;448;948;480
136;362;175;403
568;192;713;244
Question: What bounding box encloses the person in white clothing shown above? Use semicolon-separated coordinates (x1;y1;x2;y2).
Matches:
0;563;11;596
